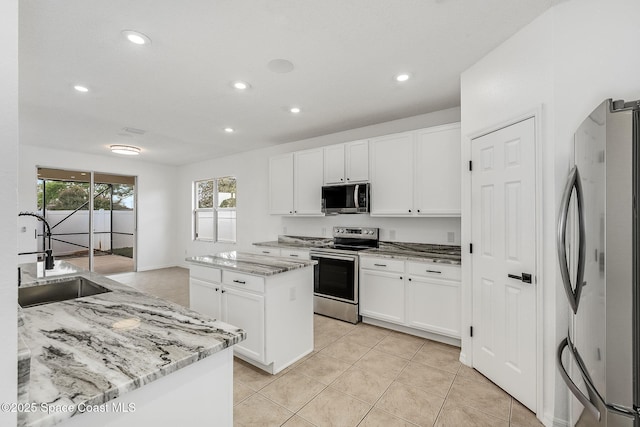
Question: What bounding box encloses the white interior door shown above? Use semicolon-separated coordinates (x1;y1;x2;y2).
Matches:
471;117;537;411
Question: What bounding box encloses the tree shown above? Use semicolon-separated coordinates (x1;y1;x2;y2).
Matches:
38;180;134;210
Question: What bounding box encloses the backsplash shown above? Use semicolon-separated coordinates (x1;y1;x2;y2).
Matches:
280;215;461;245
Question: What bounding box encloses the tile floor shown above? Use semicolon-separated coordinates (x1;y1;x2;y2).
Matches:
108;267;542;427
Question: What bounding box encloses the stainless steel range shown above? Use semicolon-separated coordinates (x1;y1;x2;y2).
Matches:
310;226;379;324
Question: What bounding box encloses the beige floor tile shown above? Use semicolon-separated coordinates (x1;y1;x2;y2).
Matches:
374;333;425;359
319;336;371;364
282;415;317;427
435;404;509;427
314;330;341;351
259;371;327;412
359;408;418;427
315;316;357;336
233;381;254;405
353;349;408;380
294;353;352;385
445;375;511;420
456;364;492;384
330;366;393;404
234;358;278;391
345;324;390;348
396;361;455;398
298;387;371;427
412;341;460;374
375;381;444;426
511;399;543;427
233;393;293;426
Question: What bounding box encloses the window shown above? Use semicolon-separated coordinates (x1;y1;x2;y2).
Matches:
194;177;237;242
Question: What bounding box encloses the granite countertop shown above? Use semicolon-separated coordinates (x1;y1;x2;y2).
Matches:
186;251;316;276
18;261;245;427
253;235;333;250
360;242;462;265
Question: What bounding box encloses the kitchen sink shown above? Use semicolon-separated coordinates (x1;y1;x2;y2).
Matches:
19;277;112;308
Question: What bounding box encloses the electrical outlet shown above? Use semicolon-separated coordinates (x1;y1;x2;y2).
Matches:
447;232;455;243
20;226;26;233
321;227;327;236
389;230;396;240
283;226;287;234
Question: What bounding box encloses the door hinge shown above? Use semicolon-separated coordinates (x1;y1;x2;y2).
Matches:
470;326;474;337
469;160;473;171
469;243;473;253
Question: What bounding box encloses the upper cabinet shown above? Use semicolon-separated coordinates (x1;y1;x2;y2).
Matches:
269;153;294;214
370;123;461;217
323;140;369;185
369;132;415;216
293;148;324;215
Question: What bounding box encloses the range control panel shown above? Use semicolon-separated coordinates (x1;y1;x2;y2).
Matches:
333;226;379;239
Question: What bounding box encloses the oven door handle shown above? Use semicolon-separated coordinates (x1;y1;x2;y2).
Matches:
310;252;358;262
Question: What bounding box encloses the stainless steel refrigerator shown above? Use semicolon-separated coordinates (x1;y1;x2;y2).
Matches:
557;98;640;427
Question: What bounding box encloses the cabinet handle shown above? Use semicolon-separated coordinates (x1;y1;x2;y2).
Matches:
289;211;292;214
408;278;412;281
408;209;412;213
400;276;403;280
215;287;220;291
347;178;350;181
426;269;442;274
221;289;226;293
374;263;387;267
289;254;299;257
340;178;343;181
262;251;270;254
233;279;246;284
417;209;420;213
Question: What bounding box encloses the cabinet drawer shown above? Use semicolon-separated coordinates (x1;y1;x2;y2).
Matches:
223;271;265;293
359;257;404;273
406;261;461;281
280;248;310;260
189;264;222;282
254;247;281;256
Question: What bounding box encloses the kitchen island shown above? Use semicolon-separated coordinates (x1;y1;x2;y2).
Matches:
18;261;245;427
186;251;315;374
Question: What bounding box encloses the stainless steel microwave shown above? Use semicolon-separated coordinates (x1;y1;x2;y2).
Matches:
322;183;369;214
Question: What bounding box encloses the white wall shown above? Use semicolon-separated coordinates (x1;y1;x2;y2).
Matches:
460;0;640;425
0;0;18;424
177;107;461;264
19;146;178;271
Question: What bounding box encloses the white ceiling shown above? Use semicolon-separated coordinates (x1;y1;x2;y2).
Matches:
19;0;557;166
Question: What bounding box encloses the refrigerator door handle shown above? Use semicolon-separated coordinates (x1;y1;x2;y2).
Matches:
557;337;601;421
557;166;586;314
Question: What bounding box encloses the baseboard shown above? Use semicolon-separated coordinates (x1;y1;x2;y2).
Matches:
542;411;569;427
136;263;180;272
458;351;469;366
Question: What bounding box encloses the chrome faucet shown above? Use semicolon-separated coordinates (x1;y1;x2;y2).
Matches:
18;211;55;271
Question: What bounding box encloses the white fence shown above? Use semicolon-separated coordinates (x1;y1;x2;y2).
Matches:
37;210;134;256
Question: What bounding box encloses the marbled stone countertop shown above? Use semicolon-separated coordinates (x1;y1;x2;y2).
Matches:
186;251;316;276
18;264;245;427
361;242;462;265
253;235;333;250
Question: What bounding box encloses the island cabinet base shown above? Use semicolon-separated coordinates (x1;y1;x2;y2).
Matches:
188;259;314;375
55;347;233;427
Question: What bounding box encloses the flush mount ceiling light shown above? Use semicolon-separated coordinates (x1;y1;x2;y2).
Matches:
232;81;251;90
74;85;89;93
395;73;411;82
122;30;151;45
110;145;141;156
267;58;295;74
289;107;301;114
224;127;235;133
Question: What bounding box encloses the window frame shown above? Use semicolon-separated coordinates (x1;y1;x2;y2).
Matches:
193;177;236;243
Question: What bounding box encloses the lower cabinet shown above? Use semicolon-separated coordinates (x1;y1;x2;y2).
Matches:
222;287;265;362
360;256;461;339
359;269;405;324
188;263;313;374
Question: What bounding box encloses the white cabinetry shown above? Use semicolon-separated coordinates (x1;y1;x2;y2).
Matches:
269;149;323;215
359;256;461;341
294;148;324;215
370;123;461;217
324;140;369;184
188;263;313;374
369;132;415;215
252;246;310;260
269;153;294;214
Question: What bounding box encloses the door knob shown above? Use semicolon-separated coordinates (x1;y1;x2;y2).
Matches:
508;273;532;284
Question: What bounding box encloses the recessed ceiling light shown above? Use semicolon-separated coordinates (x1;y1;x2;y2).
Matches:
290;107;301;114
80;172;87;175
122;30;151;45
395;73;411;82
232;81;250;90
224;127;235;133
74;85;89;93
110;145;141;156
